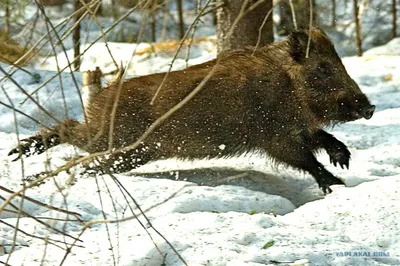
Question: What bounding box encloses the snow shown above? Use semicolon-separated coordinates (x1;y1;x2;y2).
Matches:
364;38;400;56
1;21;400;266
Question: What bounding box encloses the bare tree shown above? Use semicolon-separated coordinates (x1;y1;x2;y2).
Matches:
176;0;184;39
73;0;82;71
216;0;273;53
277;1;293;35
37;0;64;5
331;0;336;27
4;0;10;40
392;0;397;39
353;0;362;56
277;0;317;36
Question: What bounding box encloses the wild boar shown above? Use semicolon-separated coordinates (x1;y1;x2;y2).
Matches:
9;28;375;193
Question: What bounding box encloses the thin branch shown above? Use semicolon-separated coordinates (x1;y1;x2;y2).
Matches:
1;85;26;265
10;2;94;68
150;0;213;105
185;0;201;68
306;0;313;58
0;100;52;132
107;3;150;151
289;0;298;30
79;0;119;70
0;65;61;124
94;177;117;266
0;186;81;220
253;0;282;54
200;2;225;17
0;220;80;250
41;6;69;119
106;172;187;265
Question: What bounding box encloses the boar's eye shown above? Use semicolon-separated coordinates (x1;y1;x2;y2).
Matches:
317;62;332;76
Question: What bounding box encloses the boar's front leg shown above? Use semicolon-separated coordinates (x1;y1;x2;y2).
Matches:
301;154;345;194
270;142;344;194
309;130;351;169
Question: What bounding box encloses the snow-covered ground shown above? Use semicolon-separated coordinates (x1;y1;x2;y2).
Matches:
1;35;400;265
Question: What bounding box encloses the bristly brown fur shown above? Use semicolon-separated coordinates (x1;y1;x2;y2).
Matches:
10;28;374;193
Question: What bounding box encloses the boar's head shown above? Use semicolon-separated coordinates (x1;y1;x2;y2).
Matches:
287;28;375;125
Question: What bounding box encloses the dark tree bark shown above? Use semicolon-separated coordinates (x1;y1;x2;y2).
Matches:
277;1;293;36
150;3;157;42
37;0;64;5
73;0;83;71
277;0;317;36
4;0;10;40
353;0;362;56
216;0;273;53
331;0;336;27
392;0;397;39
176;0;184;39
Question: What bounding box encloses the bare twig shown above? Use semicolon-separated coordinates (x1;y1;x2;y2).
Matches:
79;0;119;70
184;0;201;68
0;186;81;219
106;172;188;265
0;100;52;132
107;3;150;151
209;172;248;184
253;0;282;54
94;177;117;266
0;65;61;124
305;0;313;58
150;0;213;105
0;220;82;250
289;0;298;30
1;86;26;265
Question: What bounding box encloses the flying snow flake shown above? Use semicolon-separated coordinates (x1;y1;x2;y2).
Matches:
218;144;226;151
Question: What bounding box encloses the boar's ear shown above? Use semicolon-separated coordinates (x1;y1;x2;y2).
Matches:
288;30;309;63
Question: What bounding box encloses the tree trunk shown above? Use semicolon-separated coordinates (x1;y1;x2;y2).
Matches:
277;1;293;36
216;0;273;53
392;0;397;39
353;0;362;56
277;0;317;36
151;4;157;42
73;0;82;71
176;0;184;39
212;1;217;26
5;0;10;40
331;0;336;27
295;0;317;28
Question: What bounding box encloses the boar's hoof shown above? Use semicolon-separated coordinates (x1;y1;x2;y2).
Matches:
318;175;344;194
8;136;46;161
8;144;31;162
8;134;60;161
327;141;351;169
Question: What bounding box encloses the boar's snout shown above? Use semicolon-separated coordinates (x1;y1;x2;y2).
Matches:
361;105;375;120
337;92;375;122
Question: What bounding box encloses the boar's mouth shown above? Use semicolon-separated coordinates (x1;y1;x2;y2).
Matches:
338;99;375;122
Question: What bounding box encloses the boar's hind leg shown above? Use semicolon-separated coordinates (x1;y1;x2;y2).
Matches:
271;145;344;194
8;119;80;161
8;134;60;161
83;143;157;175
309;130;351;169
